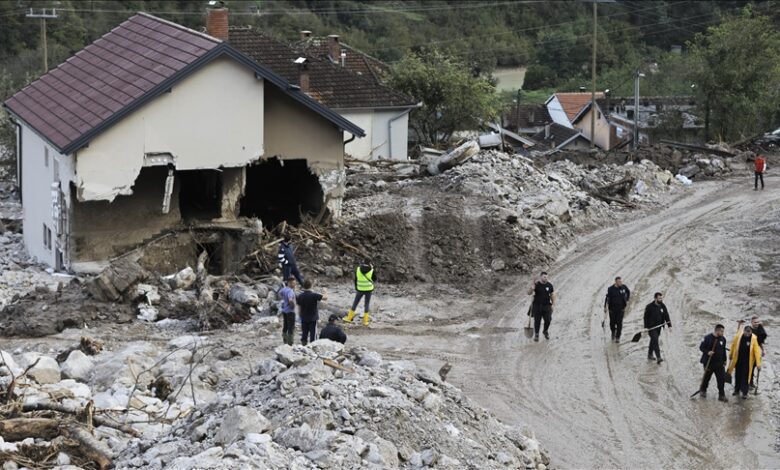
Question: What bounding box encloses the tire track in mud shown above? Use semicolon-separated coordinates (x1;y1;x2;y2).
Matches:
465;180;780;469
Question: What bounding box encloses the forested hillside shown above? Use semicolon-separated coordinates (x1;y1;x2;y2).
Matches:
1;0;779;148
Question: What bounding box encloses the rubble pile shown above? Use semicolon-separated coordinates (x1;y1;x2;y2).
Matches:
113;340;550;469
630;142;752;179
305;149;686;286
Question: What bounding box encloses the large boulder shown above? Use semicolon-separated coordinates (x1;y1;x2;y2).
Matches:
214;406;272;445
20;354;61;384
228;283;260;307
86;257;148;301
60;350;94;382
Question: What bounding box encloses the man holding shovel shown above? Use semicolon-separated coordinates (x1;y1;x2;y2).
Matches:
604;277;631;343
643;292;672;364
697;324;728;401
528;272;555;342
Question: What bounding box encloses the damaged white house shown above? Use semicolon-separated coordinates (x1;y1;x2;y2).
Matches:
3;12;364;272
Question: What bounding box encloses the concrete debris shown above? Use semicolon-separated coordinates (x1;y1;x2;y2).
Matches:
427;140;481;176
228;283;261;307
111;345;550;469
86;257;148;302
166;266;196;290
60;349;94;382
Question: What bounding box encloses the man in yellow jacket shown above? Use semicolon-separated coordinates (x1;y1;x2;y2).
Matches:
727;321;762;399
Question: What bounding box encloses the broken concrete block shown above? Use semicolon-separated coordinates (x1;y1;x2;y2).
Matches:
167;266;196;290
491;259;505;271
228;283;260;307
214;406;272;445
21;354;61;384
135;283;161;305
86;257;148;301
137;304;158;322
60;350;94;382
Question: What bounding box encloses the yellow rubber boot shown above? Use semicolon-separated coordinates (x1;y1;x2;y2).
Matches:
343;309;356;323
362;312;370;326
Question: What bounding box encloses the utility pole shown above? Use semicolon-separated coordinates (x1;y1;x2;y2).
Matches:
26;8;58;73
590;1;597;149
633;70;645;150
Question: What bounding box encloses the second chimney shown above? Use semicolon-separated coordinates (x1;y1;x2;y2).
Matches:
327;34;340;63
300;30;312;41
206;7;229;41
296;58;310;93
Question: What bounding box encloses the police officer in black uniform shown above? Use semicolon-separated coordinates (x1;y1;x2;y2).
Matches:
528;271;556;342
604;276;631;343
643;292;672;364
698;324;728;401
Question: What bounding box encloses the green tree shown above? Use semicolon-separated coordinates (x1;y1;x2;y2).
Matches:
389;50;500;146
687;8;780;141
523;64;557;90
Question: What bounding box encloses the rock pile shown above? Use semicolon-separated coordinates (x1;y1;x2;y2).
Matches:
114;340;550;469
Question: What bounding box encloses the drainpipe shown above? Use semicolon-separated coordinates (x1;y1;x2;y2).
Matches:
344;133;357;145
388;102;422;160
13;118;22;204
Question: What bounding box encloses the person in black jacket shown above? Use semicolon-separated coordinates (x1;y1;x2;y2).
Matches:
698;324;728;401
750;315;768;387
643;292;672;364
528;272;556;342
604;277;631;343
278;235;304;285
320;314;347;344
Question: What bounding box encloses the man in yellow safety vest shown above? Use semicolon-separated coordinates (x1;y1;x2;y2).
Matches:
343;259;375;326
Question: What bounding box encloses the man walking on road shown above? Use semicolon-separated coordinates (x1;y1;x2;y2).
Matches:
728;322;762;399
754;154;767;190
528;272;555;342
296;279;328;346
643;292;672;364
278;277;297;345
605;277;631;343
698;324;728;401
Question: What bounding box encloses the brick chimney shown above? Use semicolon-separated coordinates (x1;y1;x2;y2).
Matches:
300;30;312;40
327;34;340;63
206;7;229;41
295;58;310;93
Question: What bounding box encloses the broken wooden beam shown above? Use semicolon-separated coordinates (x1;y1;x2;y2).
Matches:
658;139;735;157
0;418;60;441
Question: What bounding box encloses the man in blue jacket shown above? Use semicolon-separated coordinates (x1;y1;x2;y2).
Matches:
278;234;304;284
698;324;728;401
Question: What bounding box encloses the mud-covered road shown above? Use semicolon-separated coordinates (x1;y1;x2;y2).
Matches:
462;178;780;469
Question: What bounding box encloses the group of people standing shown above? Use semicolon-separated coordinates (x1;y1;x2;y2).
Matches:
526;272;769;400
276;235;375;346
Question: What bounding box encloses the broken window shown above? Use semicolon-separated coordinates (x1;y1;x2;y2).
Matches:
178;170;222;221
241;158;324;227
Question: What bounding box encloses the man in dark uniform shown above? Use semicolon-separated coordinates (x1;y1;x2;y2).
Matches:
528;271;555;342
643;292;672;364
320;314;347;344
698;324;728;401
749;315;768;388
604;277;631;343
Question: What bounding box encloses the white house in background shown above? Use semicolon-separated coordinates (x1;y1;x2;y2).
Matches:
3;11;363;271
230;27;419;161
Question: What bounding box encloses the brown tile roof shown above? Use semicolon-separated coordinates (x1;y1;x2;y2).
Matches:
554;92;605;121
531;123;585;147
505;104;552;129
4;13;364;153
296;38;390;85
229;29;416;110
5;13;220;153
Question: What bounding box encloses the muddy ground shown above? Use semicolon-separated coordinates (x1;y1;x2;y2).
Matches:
361;177;780;469
1;173;778;468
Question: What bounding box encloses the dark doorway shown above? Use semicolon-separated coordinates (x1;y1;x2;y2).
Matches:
241;158;324;226
179;170;222;221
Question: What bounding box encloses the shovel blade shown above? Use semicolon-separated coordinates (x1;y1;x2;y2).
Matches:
524;327;535;339
630;332;642;343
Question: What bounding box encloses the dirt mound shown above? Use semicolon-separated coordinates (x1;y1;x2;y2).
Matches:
0;285;135;337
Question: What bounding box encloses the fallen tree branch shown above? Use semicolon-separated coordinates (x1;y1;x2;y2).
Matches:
62;424;112;470
590;191;636;207
22;401;140;437
0;417;60;441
